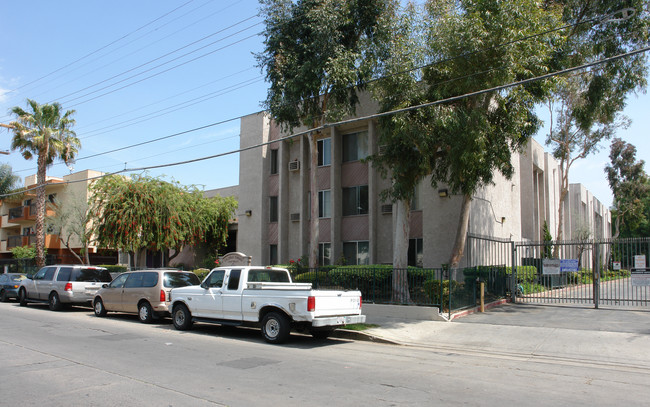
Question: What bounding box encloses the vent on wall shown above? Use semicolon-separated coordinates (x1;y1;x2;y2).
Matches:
381;204;393;214
289;160;300;171
378;145;388;156
290;213;300;222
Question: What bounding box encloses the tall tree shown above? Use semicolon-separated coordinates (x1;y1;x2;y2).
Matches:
605;138;648;239
545;0;649;248
88;174;237;268
47;189;92;265
369;2;426;302
256;0;394;268
421;0;562;268
8;99;80;267
0;164;21;196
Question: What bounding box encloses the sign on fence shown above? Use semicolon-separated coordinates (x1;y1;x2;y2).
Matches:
631;268;650;287
543;259;561;275
613;261;621;270
634;255;646;269
561;259;579;272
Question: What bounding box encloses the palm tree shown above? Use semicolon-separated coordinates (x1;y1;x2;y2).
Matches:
9;99;80;267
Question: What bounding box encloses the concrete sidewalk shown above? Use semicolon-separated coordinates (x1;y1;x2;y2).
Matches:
338;303;650;367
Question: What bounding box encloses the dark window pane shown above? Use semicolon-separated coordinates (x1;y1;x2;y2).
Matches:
164;272;200;288
358;241;369;265
270;149;278;175
207;270;225;288
342;188;356;216
110;273;129;288
43;268;56;281
343;242;357;265
269;196;278;222
124;273;144;288
359;185;369;215
227;270;241;290
56;267;73;281
141;272;159;288
269;244;278;265
72;268;112;282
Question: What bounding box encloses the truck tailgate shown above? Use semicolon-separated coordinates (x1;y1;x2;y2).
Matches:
312;291;362;317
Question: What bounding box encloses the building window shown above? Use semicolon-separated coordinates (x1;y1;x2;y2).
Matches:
270;149;279;175
319;190;331;218
343;241;369;265
408;238;423;268
269;244;278;265
269;196;278;223
342;185;369;216
319;243;331;266
317;138;331;166
342;131;368;162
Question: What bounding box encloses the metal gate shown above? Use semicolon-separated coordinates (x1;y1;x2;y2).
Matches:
465;235;650;308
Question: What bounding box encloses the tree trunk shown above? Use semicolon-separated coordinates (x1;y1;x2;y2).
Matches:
83;245;90;265
553;186;568;258
35;150;48;268
392;199;411;303
308;133;319;269
448;194;471;269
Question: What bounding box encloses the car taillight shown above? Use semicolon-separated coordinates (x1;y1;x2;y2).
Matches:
359;296;362;309
64;283;72;292
308;296;315;312
160;290;166;302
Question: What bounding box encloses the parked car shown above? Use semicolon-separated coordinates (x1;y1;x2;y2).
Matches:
0;273;27;302
18;265;112;310
93;269;201;323
169;266;365;343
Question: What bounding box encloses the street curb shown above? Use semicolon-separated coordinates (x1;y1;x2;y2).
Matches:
332;329;402;345
447;298;511;321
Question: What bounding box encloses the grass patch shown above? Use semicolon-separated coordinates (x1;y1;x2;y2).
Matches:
343;323;379;331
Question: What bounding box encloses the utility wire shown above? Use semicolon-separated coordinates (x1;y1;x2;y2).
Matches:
0;1;195;100
4;45;647;199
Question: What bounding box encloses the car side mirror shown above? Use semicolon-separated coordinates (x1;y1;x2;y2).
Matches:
200;281;209;289
102;284;109;288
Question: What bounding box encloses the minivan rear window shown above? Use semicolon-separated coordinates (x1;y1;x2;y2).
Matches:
72;268;112;282
163;272;200;288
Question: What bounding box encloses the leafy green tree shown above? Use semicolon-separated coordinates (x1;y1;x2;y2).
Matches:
8;99;80;267
256;0;394;268
11;245;37;259
0;164;21;196
545;1;649;248
605;138;648;238
88;174;237;268
47;189;92;265
542;221;553;258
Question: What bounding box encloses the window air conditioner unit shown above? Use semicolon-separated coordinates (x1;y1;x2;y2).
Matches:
290;213;300;222
381;204;393;214
289;160;300;171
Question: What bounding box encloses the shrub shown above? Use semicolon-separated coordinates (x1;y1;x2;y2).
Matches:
294;271;329;286
192;268;211;281
423;278;460;308
97;264;127;274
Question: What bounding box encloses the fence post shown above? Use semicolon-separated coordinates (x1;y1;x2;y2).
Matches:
593;242;600;309
511;241;517;303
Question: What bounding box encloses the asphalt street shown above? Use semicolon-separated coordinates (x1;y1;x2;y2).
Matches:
1;301;649;406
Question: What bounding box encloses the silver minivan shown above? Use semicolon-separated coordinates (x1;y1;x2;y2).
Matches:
18;265;112;311
93;269;200;323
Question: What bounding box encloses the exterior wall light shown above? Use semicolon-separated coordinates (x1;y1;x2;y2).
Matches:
438;189;449;198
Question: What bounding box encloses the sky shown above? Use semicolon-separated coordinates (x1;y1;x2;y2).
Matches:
0;0;648;209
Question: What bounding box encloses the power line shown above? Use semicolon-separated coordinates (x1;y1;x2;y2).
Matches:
5;45;646;199
0;1;196;100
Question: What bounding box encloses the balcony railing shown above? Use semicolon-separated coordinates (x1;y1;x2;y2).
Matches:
8;207;23;220
7;235;23;249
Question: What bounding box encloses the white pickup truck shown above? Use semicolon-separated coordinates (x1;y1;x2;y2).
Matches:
169;266;365;343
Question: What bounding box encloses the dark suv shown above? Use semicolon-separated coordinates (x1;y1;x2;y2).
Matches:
18;265;112;311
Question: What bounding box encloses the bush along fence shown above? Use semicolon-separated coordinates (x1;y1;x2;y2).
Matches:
287;264;512;315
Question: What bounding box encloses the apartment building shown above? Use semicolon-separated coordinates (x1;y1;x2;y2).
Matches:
209;106;611;269
0;169;110;264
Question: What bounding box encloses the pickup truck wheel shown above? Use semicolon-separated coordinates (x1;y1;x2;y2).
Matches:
48;292;63;311
18;288;27;306
261;312;290;344
310;329;334;340
94;298;107;317
138;302;154;324
172;304;193;330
